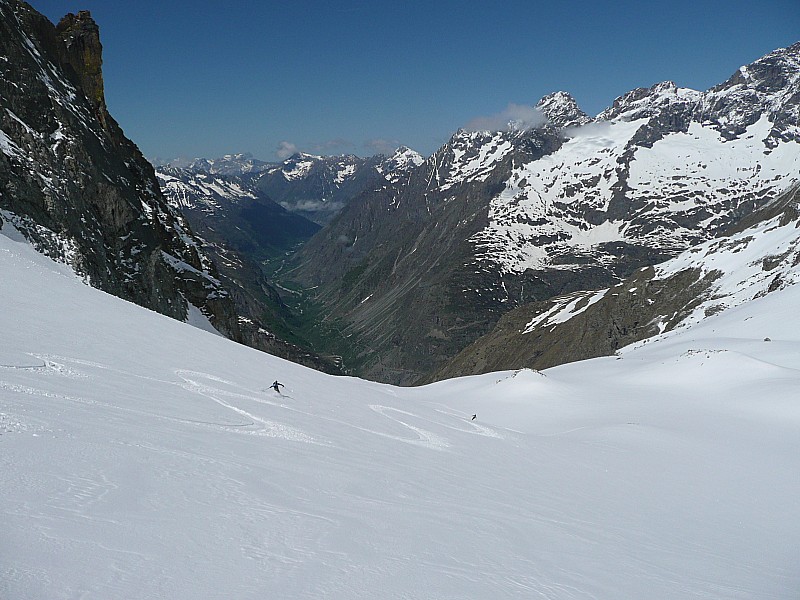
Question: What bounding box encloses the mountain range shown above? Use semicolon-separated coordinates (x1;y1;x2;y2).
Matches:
281;43;800;384
157;147;424;225
1;0;799;389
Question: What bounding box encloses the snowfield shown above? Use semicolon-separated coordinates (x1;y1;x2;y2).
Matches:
1;224;798;599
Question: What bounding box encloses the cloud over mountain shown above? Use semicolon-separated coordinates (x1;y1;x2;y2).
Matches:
465;103;548;132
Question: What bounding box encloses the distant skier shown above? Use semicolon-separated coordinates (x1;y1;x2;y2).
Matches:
270;380;284;393
471;414;477;421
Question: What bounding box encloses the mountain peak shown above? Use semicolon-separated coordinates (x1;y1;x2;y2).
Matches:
714;41;800;97
378;146;424;182
55;10;105;108
536;91;592;128
702;42;800;139
388;145;423;162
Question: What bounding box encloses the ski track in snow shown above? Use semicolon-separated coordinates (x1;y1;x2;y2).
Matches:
0;355;513;453
174;370;316;443
367;405;452;450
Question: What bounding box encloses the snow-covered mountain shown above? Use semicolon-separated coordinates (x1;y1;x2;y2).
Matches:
374;145;425;183
475;62;800;277
2;194;798;600
158;167;260;210
253;148;423;224
152;152;274;177
154;147;424;227
287;42;800;385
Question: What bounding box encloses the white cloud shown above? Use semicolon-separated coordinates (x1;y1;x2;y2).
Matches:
465;103;547;133
279;199;345;214
276;141;299;160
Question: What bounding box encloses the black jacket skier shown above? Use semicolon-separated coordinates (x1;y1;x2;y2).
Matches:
271;380;284;393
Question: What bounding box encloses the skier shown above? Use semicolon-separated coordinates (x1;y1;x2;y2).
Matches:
471;414;477;421
270;380;284;393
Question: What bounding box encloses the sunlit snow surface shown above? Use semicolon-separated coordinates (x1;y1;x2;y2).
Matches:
1;227;799;599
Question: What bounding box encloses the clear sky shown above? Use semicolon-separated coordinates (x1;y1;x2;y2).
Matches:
32;0;800;162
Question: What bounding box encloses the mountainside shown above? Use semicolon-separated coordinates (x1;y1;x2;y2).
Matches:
157;166;320;261
2;199;799;599
433;181;800;379
0;1;244;337
287;43;800;385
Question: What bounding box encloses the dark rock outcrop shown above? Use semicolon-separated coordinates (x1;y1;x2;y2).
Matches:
0;1;240;331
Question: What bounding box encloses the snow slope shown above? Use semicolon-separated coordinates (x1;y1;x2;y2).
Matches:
1;224;798;599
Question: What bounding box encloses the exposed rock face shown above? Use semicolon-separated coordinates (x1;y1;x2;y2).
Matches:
287;43;800;385
54;11;105;109
428;267;716;380
0;1;240;337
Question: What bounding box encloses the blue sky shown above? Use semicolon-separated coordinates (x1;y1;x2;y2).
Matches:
34;0;800;161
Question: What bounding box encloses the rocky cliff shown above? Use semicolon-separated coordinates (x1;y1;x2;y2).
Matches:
0;2;248;336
